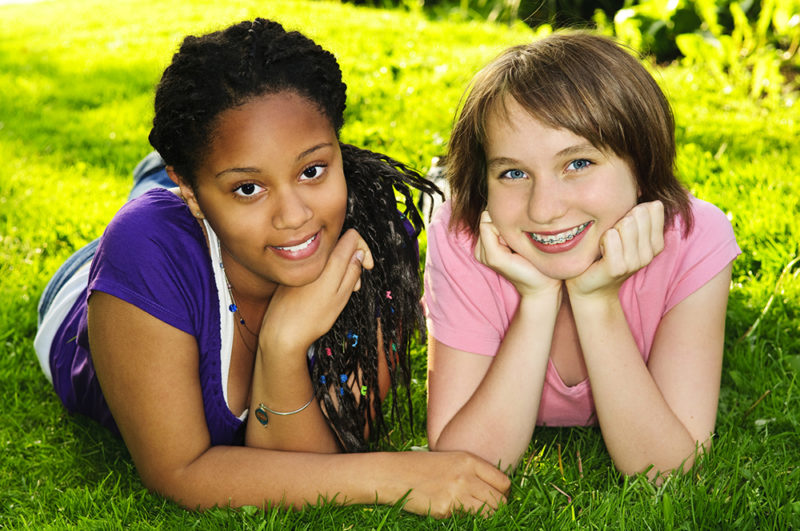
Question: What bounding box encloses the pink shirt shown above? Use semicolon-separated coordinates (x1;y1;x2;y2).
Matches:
423;196;741;426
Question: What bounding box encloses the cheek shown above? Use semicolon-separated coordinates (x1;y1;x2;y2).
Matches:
486;187;525;228
324;175;348;228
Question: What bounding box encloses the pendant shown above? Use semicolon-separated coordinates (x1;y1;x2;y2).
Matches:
254;407;269;426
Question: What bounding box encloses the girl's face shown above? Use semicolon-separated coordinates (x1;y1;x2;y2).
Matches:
484;97;639;280
187;92;347;292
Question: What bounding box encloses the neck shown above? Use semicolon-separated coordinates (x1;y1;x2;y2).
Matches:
220;248;278;307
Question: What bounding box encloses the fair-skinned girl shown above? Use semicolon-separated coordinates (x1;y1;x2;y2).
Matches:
424;32;740;478
34;18;508;517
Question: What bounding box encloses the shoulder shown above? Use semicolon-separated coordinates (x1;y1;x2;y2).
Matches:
427;201;475;256
424;201;517;355
89;189;212;335
662;195;739;267
680;196;733;237
641;195;740;312
425;201;502;294
107;188;196;233
101;189;205;254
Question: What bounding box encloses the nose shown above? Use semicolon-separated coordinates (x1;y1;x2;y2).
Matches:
527;176;567;225
272;186;313;230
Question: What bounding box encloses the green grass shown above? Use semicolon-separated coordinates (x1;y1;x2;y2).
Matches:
2;0;798;528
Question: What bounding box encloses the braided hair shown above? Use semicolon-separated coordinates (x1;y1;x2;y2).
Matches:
149;18;440;451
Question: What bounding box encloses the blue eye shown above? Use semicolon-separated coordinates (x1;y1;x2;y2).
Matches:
233;182;264;197
567;159;592;171
501;169;527;180
300;165;326;180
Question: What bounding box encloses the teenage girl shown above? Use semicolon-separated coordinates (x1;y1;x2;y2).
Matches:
424;32;741;477
35;18;509;517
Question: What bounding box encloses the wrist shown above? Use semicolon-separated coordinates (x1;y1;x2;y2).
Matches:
564;278;620;303
517;282;562;306
566;285;622;320
257;331;313;363
251;344;314;405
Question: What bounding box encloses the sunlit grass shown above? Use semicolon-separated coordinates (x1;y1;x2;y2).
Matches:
2;0;798;527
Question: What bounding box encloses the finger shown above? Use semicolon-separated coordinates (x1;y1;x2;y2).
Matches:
468;498;495;517
474;213;492;264
632;204;654;266
600;227;625;278
475;213;509;267
473;233;485;264
473;458;512;495
474;486;506;512
338;247;366;296
648;200;665;255
323;229;370;284
614;213;642;271
340;228;374;270
353;233;374;270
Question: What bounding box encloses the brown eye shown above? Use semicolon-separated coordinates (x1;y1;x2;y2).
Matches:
233;182;263;197
300;165;326;180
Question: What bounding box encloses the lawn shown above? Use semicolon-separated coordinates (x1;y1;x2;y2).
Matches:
1;0;799;528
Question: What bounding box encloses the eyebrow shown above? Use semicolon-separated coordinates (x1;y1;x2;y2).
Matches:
214;142;334;178
486;142;600;171
556;142;600;159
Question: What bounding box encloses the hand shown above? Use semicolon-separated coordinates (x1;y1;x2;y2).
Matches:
567;200;665;298
474;211;561;298
260;228;374;353
392;451;511;518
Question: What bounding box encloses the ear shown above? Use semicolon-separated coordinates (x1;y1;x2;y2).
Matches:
167;166;205;220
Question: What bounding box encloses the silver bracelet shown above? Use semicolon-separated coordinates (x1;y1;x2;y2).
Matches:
253;395;314;426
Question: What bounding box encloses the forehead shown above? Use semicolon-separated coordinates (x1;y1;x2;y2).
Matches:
484;98;576;146
197;92;338;175
212;92;332;142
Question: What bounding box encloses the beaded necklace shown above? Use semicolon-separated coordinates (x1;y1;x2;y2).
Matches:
216;237;259;339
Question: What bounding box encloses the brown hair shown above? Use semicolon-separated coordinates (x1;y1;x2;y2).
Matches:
447;31;692;236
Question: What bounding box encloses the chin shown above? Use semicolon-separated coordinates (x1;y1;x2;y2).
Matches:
534;258;596;281
284;265;328;287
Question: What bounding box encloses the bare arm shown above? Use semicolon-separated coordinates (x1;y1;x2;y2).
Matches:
242;229;376;452
427;211;561;470
426;300;555;471
568;266;731;477
88;293;509;516
566;201;731;477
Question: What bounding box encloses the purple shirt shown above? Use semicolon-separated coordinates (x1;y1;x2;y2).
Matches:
49;189;244;445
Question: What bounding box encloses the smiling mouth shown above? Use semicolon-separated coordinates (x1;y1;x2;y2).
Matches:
529;222;591;245
273;233;317;252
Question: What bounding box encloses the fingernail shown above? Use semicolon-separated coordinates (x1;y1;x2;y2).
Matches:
354;249;365;263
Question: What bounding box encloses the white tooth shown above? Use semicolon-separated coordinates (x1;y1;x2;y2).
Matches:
531;222;588;245
276;234;315;251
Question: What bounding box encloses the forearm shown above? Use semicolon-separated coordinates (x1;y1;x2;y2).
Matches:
432;295;557;470
245;340;339;453
160;446;409;511
159;447;509;518
571;295;701;476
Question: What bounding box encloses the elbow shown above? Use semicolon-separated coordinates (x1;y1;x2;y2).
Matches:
426;417;442;451
427;429;519;472
614;439;710;483
138;466;216;512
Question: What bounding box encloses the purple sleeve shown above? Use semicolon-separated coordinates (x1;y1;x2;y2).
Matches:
50;190;243;446
87;191;211;335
